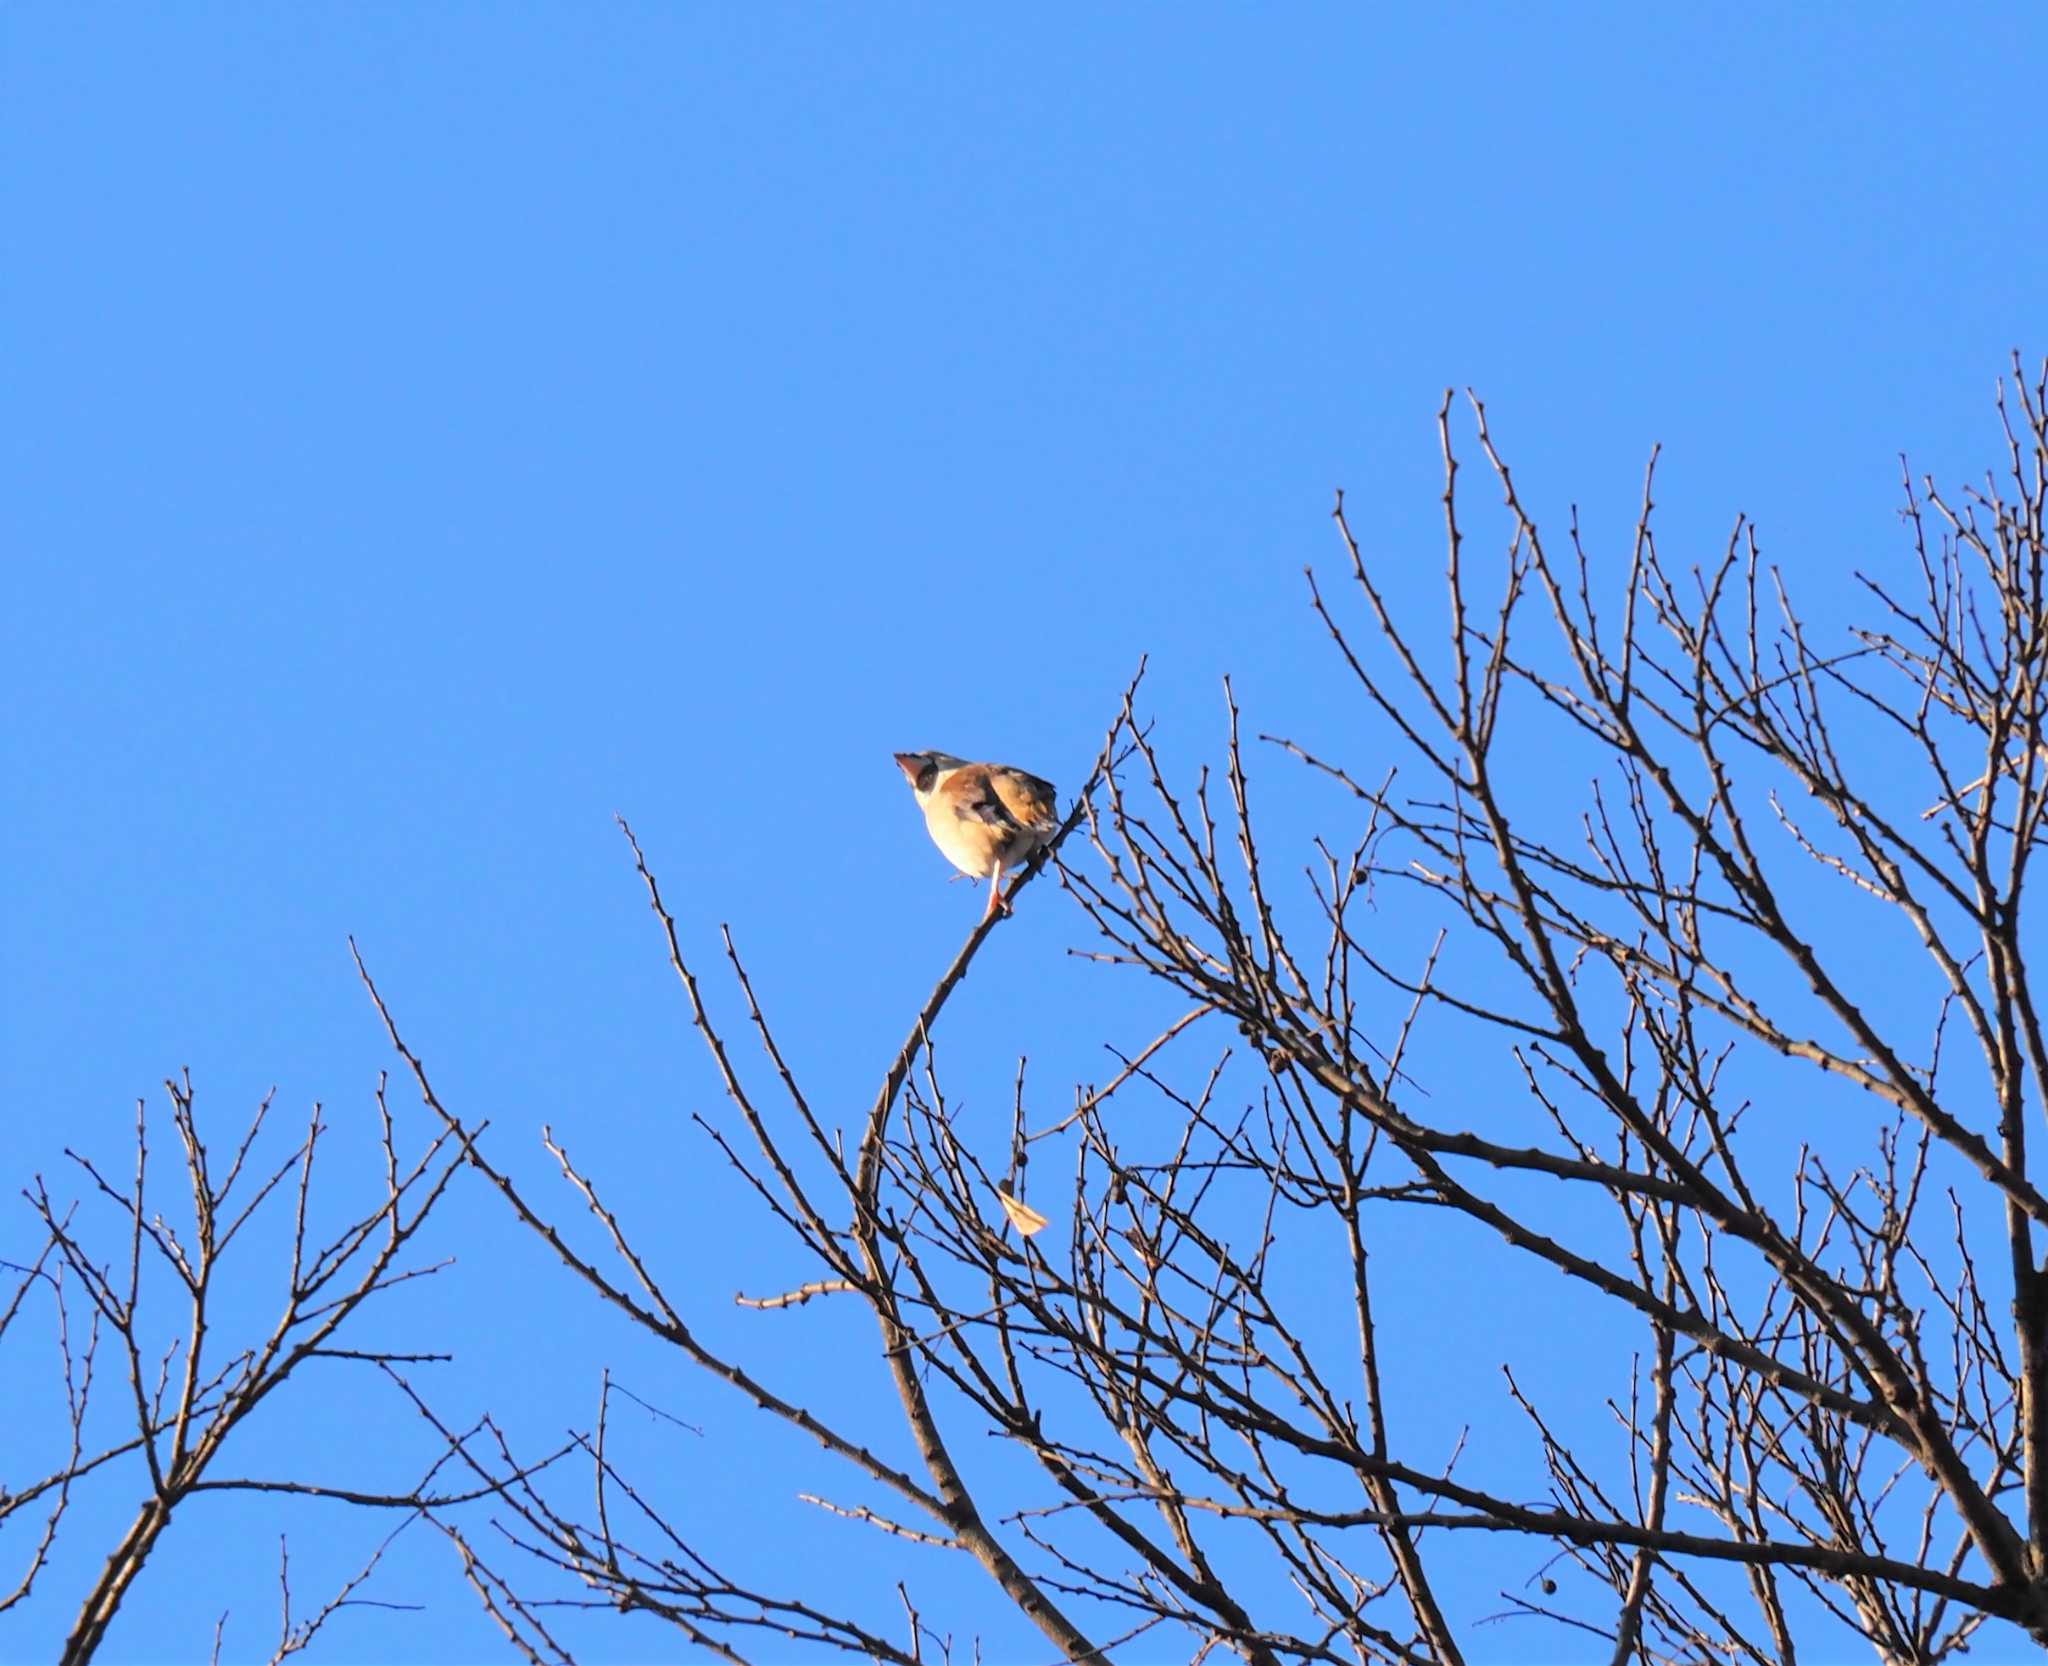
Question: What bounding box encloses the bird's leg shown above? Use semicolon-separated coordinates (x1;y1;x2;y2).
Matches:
984;863;1006;921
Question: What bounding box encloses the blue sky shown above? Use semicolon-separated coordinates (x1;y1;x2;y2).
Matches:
4;5;2044;1661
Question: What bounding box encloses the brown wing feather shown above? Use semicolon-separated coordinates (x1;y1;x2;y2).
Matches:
988;767;1059;834
934;764;1010;826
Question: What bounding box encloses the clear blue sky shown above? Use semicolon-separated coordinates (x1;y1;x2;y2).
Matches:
4;5;2043;1661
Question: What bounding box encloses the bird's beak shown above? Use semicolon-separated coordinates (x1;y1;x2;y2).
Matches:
892;752;923;782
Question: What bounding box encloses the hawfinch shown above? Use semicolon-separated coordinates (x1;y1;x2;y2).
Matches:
893;751;1060;921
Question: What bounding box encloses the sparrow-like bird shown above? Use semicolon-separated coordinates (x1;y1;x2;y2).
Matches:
893;751;1060;921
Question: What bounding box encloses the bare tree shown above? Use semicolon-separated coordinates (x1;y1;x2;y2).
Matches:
2;1071;549;1663
360;358;2048;1662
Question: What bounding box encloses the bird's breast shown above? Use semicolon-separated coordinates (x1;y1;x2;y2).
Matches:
923;801;1033;877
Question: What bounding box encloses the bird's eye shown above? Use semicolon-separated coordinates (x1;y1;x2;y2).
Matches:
915;762;939;793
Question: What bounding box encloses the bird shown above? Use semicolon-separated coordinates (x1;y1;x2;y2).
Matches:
893;751;1060;922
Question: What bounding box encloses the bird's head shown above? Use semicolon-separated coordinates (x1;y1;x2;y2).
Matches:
893;750;965;802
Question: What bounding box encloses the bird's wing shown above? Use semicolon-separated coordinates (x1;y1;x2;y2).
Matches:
935;764;1024;831
988;767;1059;834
